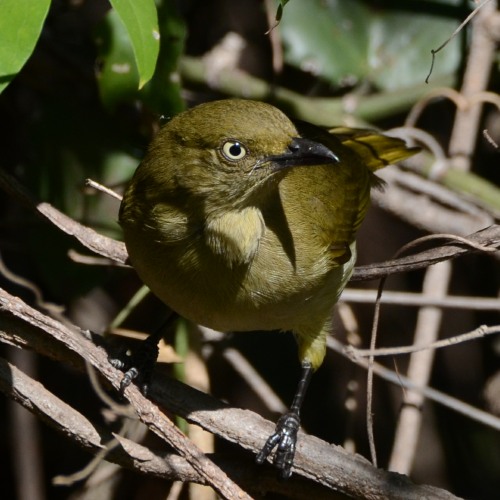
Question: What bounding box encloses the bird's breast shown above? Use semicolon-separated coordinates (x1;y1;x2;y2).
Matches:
123;159;370;333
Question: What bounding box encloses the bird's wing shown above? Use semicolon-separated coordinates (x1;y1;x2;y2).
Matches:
329;127;419;172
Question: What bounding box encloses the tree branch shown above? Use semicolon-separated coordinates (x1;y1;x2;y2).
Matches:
0;353;337;498
0;286;460;499
0;288;248;500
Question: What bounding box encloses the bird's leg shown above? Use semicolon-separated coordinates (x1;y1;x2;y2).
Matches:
109;311;178;394
256;360;313;478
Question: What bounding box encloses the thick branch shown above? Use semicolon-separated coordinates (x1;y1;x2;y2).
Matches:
178;55;455;124
352;224;500;281
0;355;337;498
0;289;248;500
0;287;459;499
0;169;128;265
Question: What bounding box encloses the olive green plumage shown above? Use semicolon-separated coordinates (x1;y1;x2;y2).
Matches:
120;99;416;370
119;99;418;476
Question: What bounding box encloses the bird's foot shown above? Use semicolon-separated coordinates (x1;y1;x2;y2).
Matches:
256;411;300;479
109;335;160;395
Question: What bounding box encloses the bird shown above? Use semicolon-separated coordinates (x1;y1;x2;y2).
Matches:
118;98;418;478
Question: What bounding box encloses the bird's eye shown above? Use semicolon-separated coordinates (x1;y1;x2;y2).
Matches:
221;140;247;161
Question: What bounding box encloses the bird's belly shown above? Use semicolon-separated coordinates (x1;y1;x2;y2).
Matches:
126;230;356;333
230;240;356;331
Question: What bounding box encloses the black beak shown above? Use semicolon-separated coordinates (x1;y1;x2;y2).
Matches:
267;137;339;170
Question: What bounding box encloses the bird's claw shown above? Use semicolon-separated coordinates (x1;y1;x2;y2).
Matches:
108;338;159;395
256;412;300;479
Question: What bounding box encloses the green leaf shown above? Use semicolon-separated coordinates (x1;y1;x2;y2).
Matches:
95;9;141;110
109;0;160;88
95;0;185;115
279;0;462;91
140;0;186;115
0;0;51;94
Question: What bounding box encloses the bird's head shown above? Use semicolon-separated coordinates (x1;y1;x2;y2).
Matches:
141;99;338;214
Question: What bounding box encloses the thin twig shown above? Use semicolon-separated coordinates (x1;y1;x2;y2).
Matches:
388;260;451;474
346;324;500;358
0;252;64;316
67;249;128;267
52;419;133;486
483;128;499;148
264;0;284;74
366;280;381;466
341;288;500;310
426;0;493;83
7;348;45;500
85;178;123;201
352;225;500;281
364;231;497;467
222;347;288;414
372;167;495;235
406;88;468;127
327;337;500;432
447;0;497;170
0;169;128;264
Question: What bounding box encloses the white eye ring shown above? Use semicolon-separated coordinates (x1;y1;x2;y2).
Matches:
221;140;247;161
